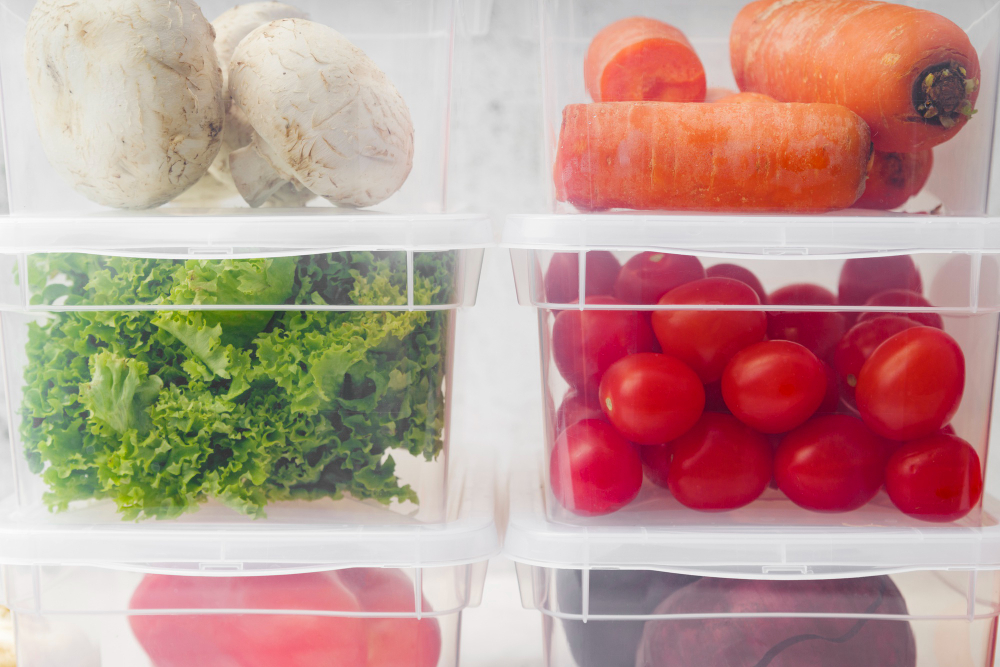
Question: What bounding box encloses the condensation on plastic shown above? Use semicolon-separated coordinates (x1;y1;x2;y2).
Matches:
0;0;472;215
539;0;1000;215
505;214;1000;528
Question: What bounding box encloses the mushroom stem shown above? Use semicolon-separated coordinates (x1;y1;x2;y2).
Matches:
230;139;291;207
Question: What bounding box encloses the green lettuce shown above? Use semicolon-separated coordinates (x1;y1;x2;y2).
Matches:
20;251;453;520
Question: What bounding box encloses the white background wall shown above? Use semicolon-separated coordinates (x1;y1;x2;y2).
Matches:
447;3;549;661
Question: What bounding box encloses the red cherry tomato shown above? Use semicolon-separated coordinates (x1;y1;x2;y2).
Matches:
817;361;841;414
886;434;983;522
550;419;643;516
614;252;705;304
599;353;705;445
555;389;606;435
640;443;673;488
129;573;367;667
722;340;826;434
544;251;621;304
856;327;965;441
551;296;656;391
833;316;919;406
858;289;944;329
667;413;772;511
338;569;441;667
838;256;922;309
705;264;767;304
766;283;846;359
651;278;767;383
775;415;889;512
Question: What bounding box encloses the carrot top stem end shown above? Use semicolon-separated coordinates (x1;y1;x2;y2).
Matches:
913;61;978;129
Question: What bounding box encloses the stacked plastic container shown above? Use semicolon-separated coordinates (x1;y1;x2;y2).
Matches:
505;0;1000;665
0;0;497;664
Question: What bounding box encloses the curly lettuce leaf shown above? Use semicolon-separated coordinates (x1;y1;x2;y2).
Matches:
80;351;162;434
21;251;450;520
167;257;297;346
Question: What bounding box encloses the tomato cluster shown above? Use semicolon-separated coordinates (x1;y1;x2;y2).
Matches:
546;251;983;523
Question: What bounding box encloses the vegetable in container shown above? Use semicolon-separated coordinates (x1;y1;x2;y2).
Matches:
21;251;455;520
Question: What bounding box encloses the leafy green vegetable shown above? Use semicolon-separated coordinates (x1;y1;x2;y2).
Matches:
167;257;297;346
20;251;454;520
80;351;162;434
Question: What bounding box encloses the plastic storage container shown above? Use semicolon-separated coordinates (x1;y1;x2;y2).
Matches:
0;0;480;215
0;456;498;666
539;0;1000;215
505;214;1000;527
0;214;489;526
506;455;1000;667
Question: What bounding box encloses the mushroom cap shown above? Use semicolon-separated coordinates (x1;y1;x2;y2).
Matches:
24;0;225;210
207;2;313;206
214;2;309;91
230;18;414;208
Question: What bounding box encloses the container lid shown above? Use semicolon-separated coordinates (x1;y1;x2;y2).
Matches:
0;213;494;255
504;455;1000;578
0;456;499;574
503;214;1000;256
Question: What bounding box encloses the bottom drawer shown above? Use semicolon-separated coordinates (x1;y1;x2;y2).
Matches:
516;566;1000;667
4;562;488;667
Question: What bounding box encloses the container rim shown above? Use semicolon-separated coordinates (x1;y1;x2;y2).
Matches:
0;213;495;254
0;457;500;573
502;214;1000;256
504;454;1000;578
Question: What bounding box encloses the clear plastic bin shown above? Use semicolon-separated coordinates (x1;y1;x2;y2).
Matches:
0;456;498;667
0;0;483;214
0;215;489;527
3;564;484;667
518;567;1000;667
539;0;1000;215
505;214;1000;527
506;455;1000;667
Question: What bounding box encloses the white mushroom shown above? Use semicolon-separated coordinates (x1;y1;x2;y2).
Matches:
229;19;415;208
24;0;225;210
206;2;315;207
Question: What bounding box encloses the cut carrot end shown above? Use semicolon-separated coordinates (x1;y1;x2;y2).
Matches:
585;16;706;103
599;39;706;102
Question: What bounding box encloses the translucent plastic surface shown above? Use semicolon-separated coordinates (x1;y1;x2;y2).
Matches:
506;215;1000;528
506;454;1000;667
0;0;465;214
516;567;999;667
506;452;1000;576
0;216;489;527
539;0;1000;215
2;561;489;667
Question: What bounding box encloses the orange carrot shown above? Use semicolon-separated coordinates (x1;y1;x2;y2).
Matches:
554;102;872;212
715;91;776;104
852;149;933;210
584;17;706;103
705;87;737;102
730;0;980;152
